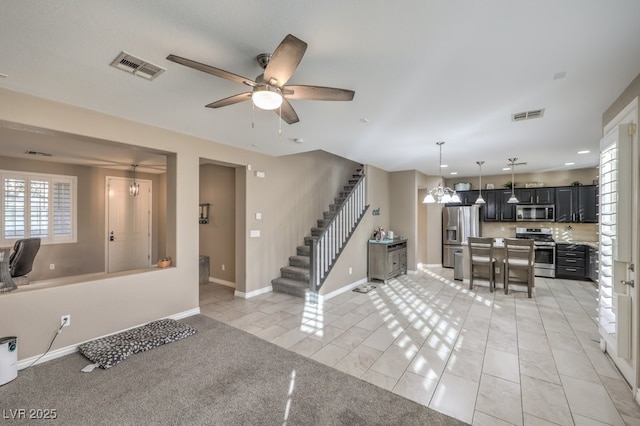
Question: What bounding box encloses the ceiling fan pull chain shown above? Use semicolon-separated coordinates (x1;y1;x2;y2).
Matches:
252;101;255;129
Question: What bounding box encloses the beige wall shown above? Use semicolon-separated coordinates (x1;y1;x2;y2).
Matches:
320;164;390;295
417;173;445;265
604;72;640;126
199;163;236;283
0;88;365;359
0;156;164;280
389;171;418;270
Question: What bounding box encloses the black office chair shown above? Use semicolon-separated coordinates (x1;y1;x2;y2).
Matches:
9;237;41;286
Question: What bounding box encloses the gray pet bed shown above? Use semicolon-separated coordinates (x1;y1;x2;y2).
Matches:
78;318;197;370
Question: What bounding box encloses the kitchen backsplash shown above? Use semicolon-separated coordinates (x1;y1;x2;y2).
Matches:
481;222;598;243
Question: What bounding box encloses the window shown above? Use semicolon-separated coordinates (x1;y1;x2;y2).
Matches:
1;170;77;246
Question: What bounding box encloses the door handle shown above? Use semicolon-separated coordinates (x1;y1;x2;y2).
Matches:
109;231;115;242
621;280;635;288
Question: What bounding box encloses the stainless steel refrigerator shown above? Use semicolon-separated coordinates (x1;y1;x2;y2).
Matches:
442;205;481;268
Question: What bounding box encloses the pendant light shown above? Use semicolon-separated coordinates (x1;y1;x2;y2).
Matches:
423;141;460;204
474;161;486;204
507;158;519;204
129;164;140;197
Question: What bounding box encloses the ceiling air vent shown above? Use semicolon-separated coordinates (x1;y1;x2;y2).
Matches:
512;109;545;122
110;51;165;81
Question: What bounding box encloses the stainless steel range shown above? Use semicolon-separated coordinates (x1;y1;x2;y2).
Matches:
515;227;556;278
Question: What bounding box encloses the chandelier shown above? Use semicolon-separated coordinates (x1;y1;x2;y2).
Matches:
423;141;460;204
130;164;140;196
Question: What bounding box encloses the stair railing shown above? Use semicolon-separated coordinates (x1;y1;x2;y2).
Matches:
309;173;369;292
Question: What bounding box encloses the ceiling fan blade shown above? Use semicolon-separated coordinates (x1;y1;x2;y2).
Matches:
263;34;307;87
166;54;256;86
275;99;299;124
284;85;355;101
205;92;252;108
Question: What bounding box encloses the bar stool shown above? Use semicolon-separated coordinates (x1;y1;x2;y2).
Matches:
468;237;497;292
503;238;535;298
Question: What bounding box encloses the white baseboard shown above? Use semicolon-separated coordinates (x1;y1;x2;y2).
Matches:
17;307;201;370
321;278;368;301
235;286;272;299
208;277;235;288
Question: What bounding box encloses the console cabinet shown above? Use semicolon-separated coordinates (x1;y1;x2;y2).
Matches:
368;239;407;282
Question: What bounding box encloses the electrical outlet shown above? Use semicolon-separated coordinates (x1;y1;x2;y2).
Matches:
50;264;55;270
61;315;71;327
349;267;353;275
221;264;225;271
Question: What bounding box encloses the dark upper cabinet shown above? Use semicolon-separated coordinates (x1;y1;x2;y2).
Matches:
461;190;480;205
578;185;598;223
555;185;598;223
445;190;481;206
555;187;578;222
515;188;535;204
483;190;499;221
499;190;516;221
515;187;555;205
536;188;555;204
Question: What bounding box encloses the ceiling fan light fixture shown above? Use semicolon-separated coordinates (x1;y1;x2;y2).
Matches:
252;86;283;110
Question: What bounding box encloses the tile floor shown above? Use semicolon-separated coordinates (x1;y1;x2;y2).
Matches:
199;266;640;425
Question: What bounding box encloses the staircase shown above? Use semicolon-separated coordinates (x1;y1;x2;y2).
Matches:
271;169;368;297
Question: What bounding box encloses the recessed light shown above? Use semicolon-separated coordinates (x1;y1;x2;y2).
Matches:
440;164;448;168
553;71;566;80
577;150;590;154
450;172;458;175
502;167;511;171
565;162;575;166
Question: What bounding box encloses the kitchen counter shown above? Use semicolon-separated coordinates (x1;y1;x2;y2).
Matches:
556;241;598;249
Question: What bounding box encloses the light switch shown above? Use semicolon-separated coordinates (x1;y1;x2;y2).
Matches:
247;164;252;171
255;171;265;178
255;212;262;220
250;230;261;238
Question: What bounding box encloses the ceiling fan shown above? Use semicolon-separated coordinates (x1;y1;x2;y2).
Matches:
166;34;355;125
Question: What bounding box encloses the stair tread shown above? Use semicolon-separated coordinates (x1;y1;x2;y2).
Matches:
271;277;308;288
282;265;310;273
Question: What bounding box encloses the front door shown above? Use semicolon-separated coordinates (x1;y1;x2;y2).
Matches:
599;98;638;388
106;176;152;273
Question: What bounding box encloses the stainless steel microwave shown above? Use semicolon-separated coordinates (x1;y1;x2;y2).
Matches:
516;205;555;222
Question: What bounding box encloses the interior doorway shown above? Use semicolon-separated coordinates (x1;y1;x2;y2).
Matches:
106;176;152;273
198;161;237;289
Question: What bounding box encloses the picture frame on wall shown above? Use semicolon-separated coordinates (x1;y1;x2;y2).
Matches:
486;183;494;189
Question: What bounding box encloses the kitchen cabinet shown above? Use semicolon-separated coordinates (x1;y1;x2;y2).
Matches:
555;185;598;223
556;244;587;279
445;190;479;206
515;187;555;205
588;245;599;282
368;239;407;283
578;186;598;223
499;190;516;221
482;190;499;221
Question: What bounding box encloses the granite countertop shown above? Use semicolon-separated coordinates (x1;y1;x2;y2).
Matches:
556;241;598;249
369;238;406;244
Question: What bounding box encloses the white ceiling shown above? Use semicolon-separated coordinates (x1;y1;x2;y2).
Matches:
1;1;640;178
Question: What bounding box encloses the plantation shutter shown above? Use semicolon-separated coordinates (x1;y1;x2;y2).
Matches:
3;177;26;239
30;179;49;237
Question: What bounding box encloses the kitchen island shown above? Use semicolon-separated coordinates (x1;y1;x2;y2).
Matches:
461;239;531;291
